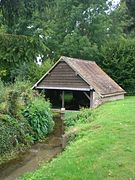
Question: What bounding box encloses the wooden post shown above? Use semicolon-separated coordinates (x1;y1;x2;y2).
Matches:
89;91;91;108
90;90;93;108
61;111;65;135
62;90;65;109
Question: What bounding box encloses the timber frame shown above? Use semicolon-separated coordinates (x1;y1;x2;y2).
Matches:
33;56;125;109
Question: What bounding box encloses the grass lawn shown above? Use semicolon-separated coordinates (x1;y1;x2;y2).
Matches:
20;97;135;180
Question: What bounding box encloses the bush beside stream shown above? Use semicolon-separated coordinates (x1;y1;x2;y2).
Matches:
0;80;54;164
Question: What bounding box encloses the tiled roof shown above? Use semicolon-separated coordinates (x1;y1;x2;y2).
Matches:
62;56;125;96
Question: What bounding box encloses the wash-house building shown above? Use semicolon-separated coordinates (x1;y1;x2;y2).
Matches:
33;56;125;110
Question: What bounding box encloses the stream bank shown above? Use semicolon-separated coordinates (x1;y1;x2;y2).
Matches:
0;114;63;180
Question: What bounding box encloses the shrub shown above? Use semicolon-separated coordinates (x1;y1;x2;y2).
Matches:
64;108;92;127
0;80;9;103
10;80;34;105
0;80;54;159
7;90;20;117
0;80;36;115
0;81;33;119
23;97;54;140
0;102;7;114
0;80;4;102
0;115;33;155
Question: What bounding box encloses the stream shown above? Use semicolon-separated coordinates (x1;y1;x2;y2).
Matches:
0;114;63;180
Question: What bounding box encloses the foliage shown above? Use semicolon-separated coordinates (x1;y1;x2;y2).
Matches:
0;0;46;34
7;90;20;117
42;0;120;60
0;80;6;103
0;80;33;155
0;33;47;82
126;0;135;19
109;1;132;36
20;97;135;180
11;59;54;84
0;115;33;155
64;108;92;127
60;31;98;60
97;38;135;95
0;80;54;158
10;80;32;94
23;97;54;140
0;80;33;114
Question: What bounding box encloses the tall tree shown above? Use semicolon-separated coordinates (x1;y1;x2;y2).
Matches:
0;0;38;34
0;0;48;81
41;0;120;60
126;0;135;18
125;0;135;33
0;33;47;81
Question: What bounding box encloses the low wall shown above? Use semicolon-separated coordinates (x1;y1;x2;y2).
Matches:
102;94;124;103
61;128;79;149
93;92;102;108
93;92;124;108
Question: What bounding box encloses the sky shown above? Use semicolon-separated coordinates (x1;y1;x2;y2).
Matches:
112;0;121;6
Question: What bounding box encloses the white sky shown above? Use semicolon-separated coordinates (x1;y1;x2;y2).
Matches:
107;0;121;12
112;0;121;6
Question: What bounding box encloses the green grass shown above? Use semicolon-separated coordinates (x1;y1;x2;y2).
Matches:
20;97;135;180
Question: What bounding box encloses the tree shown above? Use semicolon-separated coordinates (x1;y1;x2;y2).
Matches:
97;38;135;95
0;0;41;34
126;0;135;18
41;0;120;60
0;33;47;81
0;0;48;81
125;0;135;33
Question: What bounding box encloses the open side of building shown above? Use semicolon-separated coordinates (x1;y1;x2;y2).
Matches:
33;56;125;109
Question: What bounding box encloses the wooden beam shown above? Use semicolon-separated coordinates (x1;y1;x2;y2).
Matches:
83;91;93;108
83;92;91;108
36;86;90;91
83;92;91;101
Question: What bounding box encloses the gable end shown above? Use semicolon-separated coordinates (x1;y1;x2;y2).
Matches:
36;61;90;91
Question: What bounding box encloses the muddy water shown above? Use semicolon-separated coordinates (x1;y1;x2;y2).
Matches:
0;115;63;180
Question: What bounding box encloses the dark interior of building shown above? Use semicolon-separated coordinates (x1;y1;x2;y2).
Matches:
44;90;90;110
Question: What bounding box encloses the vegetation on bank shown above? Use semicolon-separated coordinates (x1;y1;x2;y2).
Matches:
0;80;54;164
20;97;135;180
64;108;93;129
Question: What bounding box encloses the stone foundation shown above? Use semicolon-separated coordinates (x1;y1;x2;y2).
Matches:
92;92;124;108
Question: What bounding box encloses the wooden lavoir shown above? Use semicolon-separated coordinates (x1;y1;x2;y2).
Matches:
33;56;125;109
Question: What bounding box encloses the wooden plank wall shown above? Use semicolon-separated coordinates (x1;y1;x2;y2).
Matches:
38;61;89;89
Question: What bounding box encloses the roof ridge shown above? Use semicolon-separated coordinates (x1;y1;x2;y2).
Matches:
61;56;96;64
